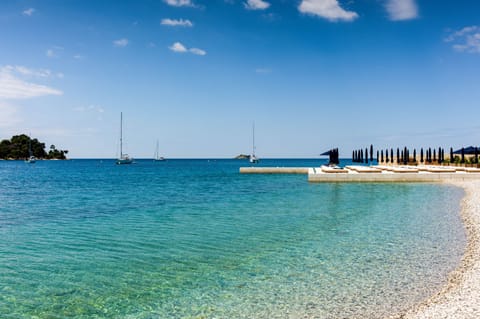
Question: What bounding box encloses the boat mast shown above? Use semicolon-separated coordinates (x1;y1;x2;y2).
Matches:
120;112;123;158
252;122;256;157
28;135;32;157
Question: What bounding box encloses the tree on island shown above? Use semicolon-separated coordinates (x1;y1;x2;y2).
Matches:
48;144;68;160
0;134;68;160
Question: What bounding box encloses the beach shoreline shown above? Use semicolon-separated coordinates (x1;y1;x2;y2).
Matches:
391;180;480;319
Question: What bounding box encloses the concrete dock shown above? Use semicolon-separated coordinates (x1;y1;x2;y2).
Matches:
239;167;309;174
240;165;480;182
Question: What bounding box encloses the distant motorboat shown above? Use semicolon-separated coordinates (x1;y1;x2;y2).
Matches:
249;122;259;164
116;112;133;165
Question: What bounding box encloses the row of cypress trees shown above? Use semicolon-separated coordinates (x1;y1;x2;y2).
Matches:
348;145;479;165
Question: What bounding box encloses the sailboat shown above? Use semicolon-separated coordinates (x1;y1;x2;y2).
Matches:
25;135;36;163
249;122;259;164
153;140;165;161
116;112;133;165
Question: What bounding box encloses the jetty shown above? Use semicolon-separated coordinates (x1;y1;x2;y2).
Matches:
240;165;480;183
239;167;309;174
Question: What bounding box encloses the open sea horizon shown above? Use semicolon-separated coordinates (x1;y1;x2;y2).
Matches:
0;159;466;318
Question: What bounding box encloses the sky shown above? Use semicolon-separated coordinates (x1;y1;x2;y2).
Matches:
1;0;480;158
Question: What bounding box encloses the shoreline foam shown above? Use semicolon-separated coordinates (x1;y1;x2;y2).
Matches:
392;180;480;319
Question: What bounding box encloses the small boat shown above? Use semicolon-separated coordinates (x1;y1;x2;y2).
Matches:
249;122;259;164
154;140;165;161
25;156;36;164
116;112;133;165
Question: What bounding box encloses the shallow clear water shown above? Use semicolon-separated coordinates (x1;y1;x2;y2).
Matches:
0;159;466;318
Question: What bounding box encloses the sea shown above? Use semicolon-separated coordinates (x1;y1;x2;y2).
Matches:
0;159;466;318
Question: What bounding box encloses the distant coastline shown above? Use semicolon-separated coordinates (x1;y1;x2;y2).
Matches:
234;154;250;160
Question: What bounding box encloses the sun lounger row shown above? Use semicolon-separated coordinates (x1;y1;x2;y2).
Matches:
315;164;480;174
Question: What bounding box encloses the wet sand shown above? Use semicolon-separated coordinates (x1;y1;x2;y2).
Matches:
392;180;480;319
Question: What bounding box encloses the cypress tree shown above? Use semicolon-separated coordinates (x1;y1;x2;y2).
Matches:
413;149;416;162
385;149;389;163
370;145;374;162
377;150;379;163
381;150;384;163
461;147;465;164
420;148;424;163
397;148;400;164
450;147;454;163
365;148;369;164
433;149;436;162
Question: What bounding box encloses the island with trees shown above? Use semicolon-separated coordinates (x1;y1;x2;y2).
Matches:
0;134;68;160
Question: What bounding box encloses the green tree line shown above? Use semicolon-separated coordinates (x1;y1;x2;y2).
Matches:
0;134;68;160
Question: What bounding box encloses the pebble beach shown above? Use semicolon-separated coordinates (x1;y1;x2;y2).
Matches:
395;180;480;319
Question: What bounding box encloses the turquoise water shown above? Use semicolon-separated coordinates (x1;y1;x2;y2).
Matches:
0;159;466;318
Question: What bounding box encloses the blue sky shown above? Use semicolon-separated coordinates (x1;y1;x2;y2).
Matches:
1;0;479;158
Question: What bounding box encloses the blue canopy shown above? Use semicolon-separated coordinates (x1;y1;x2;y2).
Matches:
453;146;478;155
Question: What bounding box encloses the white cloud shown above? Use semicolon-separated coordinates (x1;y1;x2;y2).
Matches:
13;66;49;78
164;0;195;7
445;26;480;54
169;42;206;55
113;38;129;47
298;0;358;22
161;18;193;27
4;65;63;79
255;68;271;74
0;65;63;99
189;48;206;56
22;8;35;16
385;0;418;21
73;54;85;60
244;0;270;10
169;42;188;53
45;46;64;58
74;105;104;113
